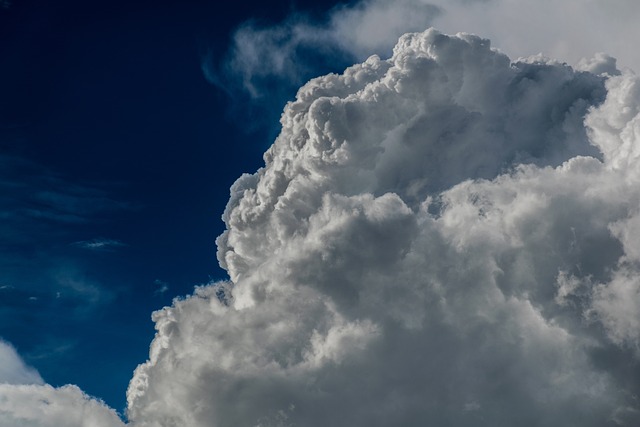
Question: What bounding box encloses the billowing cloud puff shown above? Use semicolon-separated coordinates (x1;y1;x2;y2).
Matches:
0;342;124;427
125;29;640;426
0;384;125;427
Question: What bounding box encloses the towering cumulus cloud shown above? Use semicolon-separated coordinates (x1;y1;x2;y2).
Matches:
4;29;640;426
125;29;640;426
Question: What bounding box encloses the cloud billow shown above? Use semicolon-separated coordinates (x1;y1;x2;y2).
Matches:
124;29;640;426
3;28;640;426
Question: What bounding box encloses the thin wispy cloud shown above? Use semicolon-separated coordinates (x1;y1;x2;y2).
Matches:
51;264;115;309
0;154;134;250
0;153;133;306
153;279;169;296
72;238;126;252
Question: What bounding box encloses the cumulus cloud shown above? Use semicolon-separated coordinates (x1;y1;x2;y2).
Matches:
0;341;124;427
0;384;125;427
5;24;640;426
123;30;640;426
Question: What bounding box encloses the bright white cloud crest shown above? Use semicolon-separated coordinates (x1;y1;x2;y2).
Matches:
0;384;125;427
4;24;640;427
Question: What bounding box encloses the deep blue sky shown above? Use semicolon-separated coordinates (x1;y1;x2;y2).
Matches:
0;0;349;414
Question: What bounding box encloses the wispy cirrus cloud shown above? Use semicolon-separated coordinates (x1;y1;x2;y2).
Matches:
72;238;126;252
0;152;132;252
0;149;133;394
153;279;169;296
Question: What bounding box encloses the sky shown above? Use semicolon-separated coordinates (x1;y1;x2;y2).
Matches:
1;0;640;426
0;0;344;413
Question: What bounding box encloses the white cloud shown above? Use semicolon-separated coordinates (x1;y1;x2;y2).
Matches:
0;340;43;386
0;340;124;427
212;0;640;104
0;384;125;427
428;0;640;72
6;10;640;423
126;30;640;426
590;268;640;351
209;0;440;99
328;0;442;58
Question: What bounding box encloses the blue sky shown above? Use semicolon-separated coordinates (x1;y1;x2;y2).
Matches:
0;0;348;412
2;1;640;426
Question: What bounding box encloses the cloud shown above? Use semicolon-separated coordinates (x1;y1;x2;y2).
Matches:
49;263;116;311
123;30;640;426
0;384;125;427
0;154;134;241
0;340;124;427
210;0;640;111
0;158;133;228
428;0;640;72
72;238;127;251
0;340;43;386
204;0;440;132
5;24;640;426
153;279;169;296
328;0;441;57
0;153;133;295
208;0;440;97
221;0;440;91
0;153;131;340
